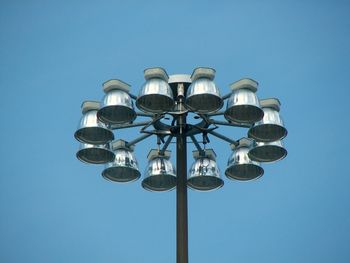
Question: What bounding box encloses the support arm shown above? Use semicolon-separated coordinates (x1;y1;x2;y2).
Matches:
189;135;205;155
126;133;153;147
159;135;174;155
206;130;239;146
111;121;152;130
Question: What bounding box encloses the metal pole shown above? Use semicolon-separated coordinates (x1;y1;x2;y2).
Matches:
176;112;188;263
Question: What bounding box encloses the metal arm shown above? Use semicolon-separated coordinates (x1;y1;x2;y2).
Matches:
110;121;153;130
140;114;165;132
159;135;174;155
189;135;205;155
126;133;153;147
206;130;238;146
207;111;225;116
209;119;251;128
136;112;155;117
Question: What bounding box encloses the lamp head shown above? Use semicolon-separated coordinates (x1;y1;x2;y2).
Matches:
187;149;224;191
97;80;136;125
224;79;264;124
225;138;264;181
141;150;177;192
248;140;287;163
185;67;223;113
76;143;115;164
74;101;114;144
248;98;288;142
136;68;175;113
102;140;141;183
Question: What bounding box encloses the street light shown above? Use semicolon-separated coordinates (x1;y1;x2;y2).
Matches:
74;67;288;263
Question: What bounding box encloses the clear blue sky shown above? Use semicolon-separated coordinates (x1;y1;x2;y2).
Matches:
1;1;350;262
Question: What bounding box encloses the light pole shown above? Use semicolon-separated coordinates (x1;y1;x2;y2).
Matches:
74;67;288;263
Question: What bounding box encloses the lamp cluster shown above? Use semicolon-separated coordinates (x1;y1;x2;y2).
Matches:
74;67;287;192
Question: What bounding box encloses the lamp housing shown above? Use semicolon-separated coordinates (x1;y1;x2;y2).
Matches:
224;78;264;124
97;79;136;125
142;149;177;192
136;68;174;113
102;140;140;183
74;101;114;144
185;67;223;113
187;149;224;191
225;138;264;181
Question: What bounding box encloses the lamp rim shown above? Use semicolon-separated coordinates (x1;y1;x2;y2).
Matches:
225;163;264;181
187;176;224;192
102;166;141;183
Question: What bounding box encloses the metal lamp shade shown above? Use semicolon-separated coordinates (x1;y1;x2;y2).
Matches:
224;89;264;124
74;109;114;144
248;140;287;163
136;78;174;113
97;89;136;125
186;78;223;113
76;143;115;164
248;107;287;142
142;156;177;192
102;148;140;183
187;157;223;191
248;98;287;142
225;147;264;181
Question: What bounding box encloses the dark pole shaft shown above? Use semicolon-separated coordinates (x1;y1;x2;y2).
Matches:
176;113;188;263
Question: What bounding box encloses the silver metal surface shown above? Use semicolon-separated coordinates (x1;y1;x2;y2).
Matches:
248;107;287;142
225;146;264;181
185;78;223;113
76;143;115;164
187;156;223;191
248;140;287;163
136;78;175;113
98;89;136;124
74;109;114;144
102;148;140;182
224;88;264;123
142;156;177;192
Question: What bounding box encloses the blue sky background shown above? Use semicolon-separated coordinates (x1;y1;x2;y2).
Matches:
1;1;350;262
